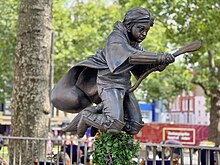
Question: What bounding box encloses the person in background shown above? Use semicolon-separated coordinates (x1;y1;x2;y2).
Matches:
0;135;8;165
164;139;182;165
0;135;3;150
46;132;53;154
55;146;71;165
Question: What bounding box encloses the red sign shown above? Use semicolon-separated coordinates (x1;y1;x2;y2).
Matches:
163;128;196;145
135;123;208;146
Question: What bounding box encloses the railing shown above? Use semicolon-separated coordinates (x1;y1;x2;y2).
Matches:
0;136;220;165
0;135;90;165
141;143;220;165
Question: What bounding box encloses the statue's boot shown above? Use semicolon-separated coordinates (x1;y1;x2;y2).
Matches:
123;121;144;135
77;110;125;138
62;104;103;134
62;111;82;134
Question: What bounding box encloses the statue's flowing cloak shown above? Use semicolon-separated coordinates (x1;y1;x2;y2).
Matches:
51;21;156;112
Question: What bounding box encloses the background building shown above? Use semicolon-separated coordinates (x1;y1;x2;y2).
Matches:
167;85;209;125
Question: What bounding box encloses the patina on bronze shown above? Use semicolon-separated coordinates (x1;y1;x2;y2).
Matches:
51;7;201;138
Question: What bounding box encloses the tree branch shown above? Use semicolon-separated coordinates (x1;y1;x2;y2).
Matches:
208;50;215;76
218;66;220;81
192;82;211;97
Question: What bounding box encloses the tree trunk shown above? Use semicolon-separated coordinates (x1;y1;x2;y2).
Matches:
208;90;220;146
10;0;52;164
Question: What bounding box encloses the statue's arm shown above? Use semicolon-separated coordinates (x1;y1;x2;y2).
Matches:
129;51;174;65
105;33;174;69
129;51;158;64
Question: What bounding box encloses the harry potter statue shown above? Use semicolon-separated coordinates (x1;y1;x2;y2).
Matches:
51;7;201;138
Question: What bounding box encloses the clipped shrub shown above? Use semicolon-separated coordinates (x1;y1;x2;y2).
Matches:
92;131;141;165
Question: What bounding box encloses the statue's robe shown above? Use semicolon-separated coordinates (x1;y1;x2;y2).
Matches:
51;21;157;113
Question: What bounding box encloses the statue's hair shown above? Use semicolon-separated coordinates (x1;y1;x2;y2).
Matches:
123;7;154;31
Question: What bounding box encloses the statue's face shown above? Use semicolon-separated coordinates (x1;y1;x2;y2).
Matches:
131;23;151;43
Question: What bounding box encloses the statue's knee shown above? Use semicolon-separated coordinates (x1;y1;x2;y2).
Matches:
123;121;144;135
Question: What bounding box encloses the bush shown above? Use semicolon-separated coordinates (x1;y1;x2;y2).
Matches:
92;131;141;165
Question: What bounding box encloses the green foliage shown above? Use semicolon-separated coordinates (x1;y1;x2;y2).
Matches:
1;0;218;111
118;1;194;102
0;0;194;105
120;0;220;144
53;0;121;82
120;0;220;101
153;0;220;94
0;0;18;102
92;131;140;165
135;62;193;102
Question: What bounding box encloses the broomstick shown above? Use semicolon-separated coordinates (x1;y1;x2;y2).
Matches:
128;40;202;93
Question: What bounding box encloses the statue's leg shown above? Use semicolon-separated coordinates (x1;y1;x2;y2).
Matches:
77;112;125;138
123;92;144;135
62;103;103;133
77;88;126;138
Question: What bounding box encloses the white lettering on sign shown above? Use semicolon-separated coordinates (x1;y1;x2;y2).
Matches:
167;131;190;136
162;128;196;145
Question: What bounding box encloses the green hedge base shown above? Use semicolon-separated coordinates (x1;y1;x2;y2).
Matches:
92;131;141;165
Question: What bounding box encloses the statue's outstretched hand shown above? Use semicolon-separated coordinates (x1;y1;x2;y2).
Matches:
157;52;175;64
157;64;168;72
165;53;175;64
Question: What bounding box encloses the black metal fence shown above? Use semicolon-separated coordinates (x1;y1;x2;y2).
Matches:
0;136;219;165
143;143;220;165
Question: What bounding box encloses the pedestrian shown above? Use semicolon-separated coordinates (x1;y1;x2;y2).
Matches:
164;139;182;165
54;146;71;165
0;134;3;150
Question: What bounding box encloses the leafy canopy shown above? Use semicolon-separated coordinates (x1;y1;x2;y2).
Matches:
0;0;18;102
53;0;121;82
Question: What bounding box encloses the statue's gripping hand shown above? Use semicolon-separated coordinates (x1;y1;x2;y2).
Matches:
157;52;175;64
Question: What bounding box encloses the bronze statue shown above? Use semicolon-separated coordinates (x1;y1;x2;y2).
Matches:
51;7;201;138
